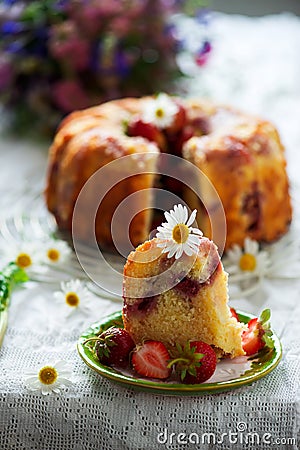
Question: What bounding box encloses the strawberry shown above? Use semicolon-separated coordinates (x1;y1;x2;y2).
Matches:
131;340;171;379
165;102;187;135
169;341;217;384
127;118;166;150
242;309;274;356
230;307;239;321
180;125;195;143
93;327;135;367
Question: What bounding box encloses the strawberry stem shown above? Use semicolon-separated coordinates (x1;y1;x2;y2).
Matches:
83;337;103;345
167;357;190;369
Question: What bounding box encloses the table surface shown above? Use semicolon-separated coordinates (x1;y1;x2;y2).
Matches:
1;12;300;450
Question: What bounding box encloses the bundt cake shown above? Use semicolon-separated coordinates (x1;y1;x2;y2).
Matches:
122;205;245;358
45;93;292;251
183;109;292;248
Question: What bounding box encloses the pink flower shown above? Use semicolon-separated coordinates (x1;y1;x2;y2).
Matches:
68;6;103;37
52;80;90;113
195;53;210;67
92;1;123;17
48;21;90;71
68;0;123;36
110;17;131;38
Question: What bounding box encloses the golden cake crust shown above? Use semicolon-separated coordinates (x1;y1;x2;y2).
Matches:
45;96;292;251
183;111;292;249
46;99;159;248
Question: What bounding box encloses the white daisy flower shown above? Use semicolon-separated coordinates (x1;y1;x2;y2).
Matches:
54;279;92;317
155;204;203;259
0;241;42;276
24;360;73;395
43;239;72;265
141;93;179;128
226;237;270;279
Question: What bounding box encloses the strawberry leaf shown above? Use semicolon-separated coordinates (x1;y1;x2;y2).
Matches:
187;366;197;377
180;368;187;381
168;341;205;381
259;308;271;325
262;334;274;349
194;353;204;363
264;329;273;337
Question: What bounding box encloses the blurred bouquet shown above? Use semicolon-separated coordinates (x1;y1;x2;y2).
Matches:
0;0;210;134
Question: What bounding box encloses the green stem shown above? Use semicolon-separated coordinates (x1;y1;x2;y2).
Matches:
0;309;8;348
0;262;28;349
167;357;190;369
82;337;102;346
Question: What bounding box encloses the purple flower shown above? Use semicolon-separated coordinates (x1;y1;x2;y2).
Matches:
5;39;24;54
195;40;212;67
0;56;13;90
52;79;90;113
200;40;212;55
1;20;24;34
0;0;211;134
3;0;18;5
114;48;130;77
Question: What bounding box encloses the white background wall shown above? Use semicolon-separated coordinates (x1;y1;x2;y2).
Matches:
212;0;300;16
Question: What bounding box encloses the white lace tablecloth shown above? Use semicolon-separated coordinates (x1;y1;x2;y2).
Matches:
1;13;300;450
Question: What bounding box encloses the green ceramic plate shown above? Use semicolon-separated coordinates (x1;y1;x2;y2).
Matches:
77;310;282;395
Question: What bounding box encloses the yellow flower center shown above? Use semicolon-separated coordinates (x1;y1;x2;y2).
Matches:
47;248;60;262
65;292;80;307
16;253;32;269
172;223;190;244
239;253;257;271
38;366;58;385
155;107;164;118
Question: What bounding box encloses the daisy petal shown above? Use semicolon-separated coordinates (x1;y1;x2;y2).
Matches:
182;244;194;256
164;211;177;227
188;234;201;244
190;227;203;236
52;388;61;394
186;209;197;227
181;205;188;224
175;246;184;259
245;237;259;255
167;243;179;258
156;231;168;240
188;242;201;252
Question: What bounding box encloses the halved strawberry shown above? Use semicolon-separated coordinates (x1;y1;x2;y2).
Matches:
242;318;264;356
242;309;274;356
127;118;166;150
131;340;171;379
169;340;217;384
230;307;239;321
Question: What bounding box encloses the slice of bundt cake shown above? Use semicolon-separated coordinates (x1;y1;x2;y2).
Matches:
122;205;245;359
